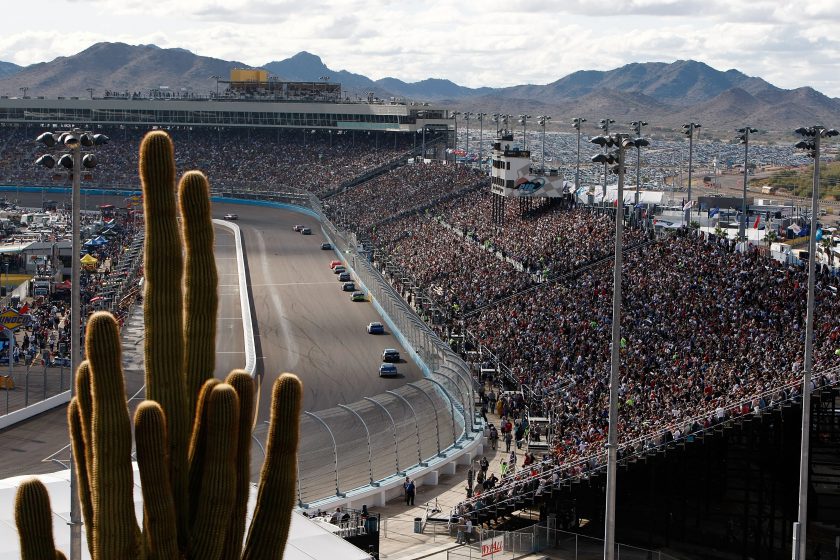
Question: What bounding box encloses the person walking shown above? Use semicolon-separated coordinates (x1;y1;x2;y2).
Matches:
504;431;512;452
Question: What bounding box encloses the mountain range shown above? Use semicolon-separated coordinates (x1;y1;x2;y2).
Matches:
0;42;837;136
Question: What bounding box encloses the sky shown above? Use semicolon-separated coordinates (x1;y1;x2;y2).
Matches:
2;0;840;96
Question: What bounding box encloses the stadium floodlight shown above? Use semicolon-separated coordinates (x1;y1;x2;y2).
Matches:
792;123;837;560
35;154;56;169
628;120;649;205
572;118;586;190
33;127;108;560
36;131;57;147
597;119;616;197
736;127;759;241
57;153;75;169
681;122;701;226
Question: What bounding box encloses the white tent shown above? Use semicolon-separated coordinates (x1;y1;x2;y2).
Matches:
0;468;370;559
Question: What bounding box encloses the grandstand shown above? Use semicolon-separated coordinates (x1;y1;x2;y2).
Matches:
1;87;839;558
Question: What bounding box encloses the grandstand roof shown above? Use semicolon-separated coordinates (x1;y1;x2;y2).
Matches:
0;97;454;133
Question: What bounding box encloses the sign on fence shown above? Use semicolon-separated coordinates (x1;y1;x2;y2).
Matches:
481;535;504;557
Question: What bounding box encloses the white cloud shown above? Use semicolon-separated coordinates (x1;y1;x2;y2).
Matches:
1;0;840;96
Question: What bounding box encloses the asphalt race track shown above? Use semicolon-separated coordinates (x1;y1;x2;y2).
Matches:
0;192;433;498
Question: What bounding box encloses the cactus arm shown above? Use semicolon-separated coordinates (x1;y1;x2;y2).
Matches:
189;384;240;560
14;478;59;560
220;371;255;560
178;171;218;420
68;398;94;554
242;373;302;560
188;378;221;526
86;312;140;559
134;401;178;560
140;130;189;547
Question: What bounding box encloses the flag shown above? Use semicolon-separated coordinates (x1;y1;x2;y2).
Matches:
790;224;802;235
19;303;29;315
816;228;823;241
683;200;694;211
753;215;760;229
709;207;719;218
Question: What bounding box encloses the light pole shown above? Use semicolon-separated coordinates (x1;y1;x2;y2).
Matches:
737;127;758;241
463;111;473;165
537;115;551;172
682;122;701;226
451;111;460;163
518;114;531;148
476;112;487;172
85;87;94;100
590;132;647;560
417;110;427;161
19;86;28;98
629;120;648;204
792;124;838;560
599;119;615;203
35;129;109;560
572;118;586;191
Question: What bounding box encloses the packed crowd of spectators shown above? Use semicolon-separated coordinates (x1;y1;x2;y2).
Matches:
323;161;485;232
432;190;648;276
0;208;143;368
450;231;840;515
374;212;533;313
0;126;410;196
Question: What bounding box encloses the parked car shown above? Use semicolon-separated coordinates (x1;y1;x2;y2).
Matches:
379;363;398;377
367;322;384;334
342;282;356;292
333;266;346;275
321;242;332;250
351;291;366;302
301;227;312;235
223;213;238;221
330;260;342;269
293;225;304;231
382;349;400;363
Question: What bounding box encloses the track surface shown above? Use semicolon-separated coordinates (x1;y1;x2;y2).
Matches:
0;192;427;487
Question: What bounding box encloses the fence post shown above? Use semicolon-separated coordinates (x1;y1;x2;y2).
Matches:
42;363;47;401
386;389;426;467
426;377;459;448
364;396;404;475
338;403;378;487
407;382;442;457
24;367;29;407
303;411;344;498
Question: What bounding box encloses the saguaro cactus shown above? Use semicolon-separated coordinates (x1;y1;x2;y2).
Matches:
15;130;302;560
